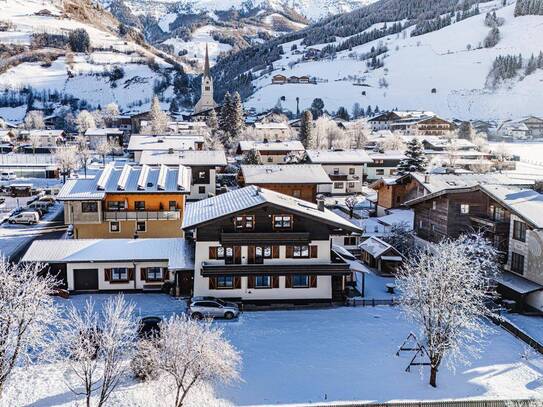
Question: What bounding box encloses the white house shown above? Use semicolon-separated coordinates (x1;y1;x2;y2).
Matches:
127;134;205;161
85;128;124;149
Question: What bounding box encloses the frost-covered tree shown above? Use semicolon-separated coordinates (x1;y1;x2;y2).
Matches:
53;295;138;407
381;221;414;256
76;110;96;134
28;132;42;155
137;315;240;407
96;139;117;165
344;194;362;218
396;237;498;387
148;96;169;134
445;139;460;168
349;119;369;148
299;110;314;148
103;103;120;127
242;148;262;165
218;91;232;135
75;136;92;178
483;27;500;48
54;146;80;183
206;109;218;132
230;92;245;139
0;260;59;396
379;134;405;151
23;110;45;130
397;139;427;174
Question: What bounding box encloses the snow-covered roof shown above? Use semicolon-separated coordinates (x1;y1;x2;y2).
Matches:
480;184;543;229
183;185;361;232
368;150;407;160
57;163;191;200
238;140;305;152
20;130;64;137
359;236;397;258
254;122;290;130
139;150;227;167
241;164;332;184
496;271;543;294
84;128;124;136
22;238;193;270
306;149;373;164
423;138;476;149
127;135;204;151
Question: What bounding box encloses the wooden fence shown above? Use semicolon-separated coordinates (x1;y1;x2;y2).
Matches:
306;398;538;407
346;298;399;307
490;315;543;355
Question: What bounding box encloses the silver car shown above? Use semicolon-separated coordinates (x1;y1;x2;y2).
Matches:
189;298;240;320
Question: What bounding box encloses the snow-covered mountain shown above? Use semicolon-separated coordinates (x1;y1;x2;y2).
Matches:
216;0;543;121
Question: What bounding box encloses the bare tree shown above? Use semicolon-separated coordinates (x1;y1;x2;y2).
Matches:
103;103;120;127
396;236;498;388
28;132;42;155
0;260;59;396
379;134;405;151
54;146;80;183
76;110;96;134
344;194;362;218
147;96;169;134
54;295;137;407
95;139;117;165
349;119;369;148
139;315;240;407
23;110;45;130
445;139;459;168
381;221;414;256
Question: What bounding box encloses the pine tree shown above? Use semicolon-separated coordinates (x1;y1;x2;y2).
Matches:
299;110;314;149
230;92;245;140
310;98;324;118
243;148;262;164
397;139;427;174
219;92;232;134
525;54;537;75
206;109;218;132
352;102;362;119
366;105;373;117
336;106;350;121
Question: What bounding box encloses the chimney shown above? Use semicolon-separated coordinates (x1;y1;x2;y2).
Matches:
168;147;174;154
534;180;543;194
317;199;325;212
424;173;431;184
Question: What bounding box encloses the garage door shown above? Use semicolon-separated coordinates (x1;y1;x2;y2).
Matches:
73;269;99;291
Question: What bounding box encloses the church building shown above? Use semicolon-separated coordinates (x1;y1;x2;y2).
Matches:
193;44;217;115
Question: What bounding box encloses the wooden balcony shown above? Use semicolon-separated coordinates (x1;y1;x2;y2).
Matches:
220;232;310;245
470;215;509;234
104;210;181;221
201;262;351;277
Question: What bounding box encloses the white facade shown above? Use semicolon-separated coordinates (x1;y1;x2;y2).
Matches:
189;168;217;201
193;240;334;301
318;163;365;195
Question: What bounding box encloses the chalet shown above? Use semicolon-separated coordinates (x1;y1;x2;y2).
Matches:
253;122;291;140
127;134;204;161
111;115;132;132
497;119;535;140
299;75;310;83
272;74;288;84
236;139;305;164
359;236;403;275
57;163;191;239
85;128;124;149
139;149;228;201
239;164;332;203
366;150;406;181
21;238;194;294
520;116;543;138
306;149;373;195
407;116;456;136
19;130;65;153
181;186;362;304
127;110;152;134
368;111;432;132
289;76;300;83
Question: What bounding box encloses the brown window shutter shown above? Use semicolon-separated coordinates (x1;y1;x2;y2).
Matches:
140;268;147;281
247;275;255;289
286;246;293;258
209;277;217;289
310;245;318;258
128;268;135;281
285;275;292;288
310;275;317;288
234;276;241;289
163;268;169;281
104;268;111;282
248;246;255;264
234;246;241;264
272;246;279;258
209;246;217;259
272;276;279;288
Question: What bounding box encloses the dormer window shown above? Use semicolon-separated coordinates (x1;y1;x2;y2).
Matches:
234;215;254;230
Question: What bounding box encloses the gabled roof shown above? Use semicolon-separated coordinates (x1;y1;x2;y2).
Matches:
359;236;400;258
241;164;331;185
85;128;124;136
57;163;191;200
127;135;204;152
139;150;227;167
22;238;193;270
182;185;361;233
367;150;407;160
20;130;65;137
237;140;304;152
306;149;373;164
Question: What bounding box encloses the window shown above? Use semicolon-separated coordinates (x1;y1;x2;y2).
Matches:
136;221;146;232
511;252;525;274
217;246;225;259
111;267;128;281
146;267;163;281
349;168;355;175
199;186;206;194
107;201;125;211
225;247;234;264
254;246;272;264
255;275;271;288
460;204;470;214
135;201;145;211
109;221;120;233
205;86;210;91
267;156;273;163
494;206;505;222
198;171;206;179
81;202;98;213
169;200;177;211
217;276;234;289
293;245;309;258
293;190;301;198
334;182;344;189
348;182;355;188
273;215;292;229
432;201;437;210
376;169;385;175
292;274;309;288
333;168;340;175
234;215;254;230
513;220;526;242
344;236;357;246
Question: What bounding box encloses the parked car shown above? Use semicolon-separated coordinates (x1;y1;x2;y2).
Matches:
27;201;50;215
8;211;39;225
0;170;16;181
138;316;162;338
189;297;240;320
38;195;55;204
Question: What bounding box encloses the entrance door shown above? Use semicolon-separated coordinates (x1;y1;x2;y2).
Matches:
73;269;99;291
178;271;194;297
331;275;345;302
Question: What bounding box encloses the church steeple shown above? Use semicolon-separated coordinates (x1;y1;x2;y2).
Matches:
203;43;210;78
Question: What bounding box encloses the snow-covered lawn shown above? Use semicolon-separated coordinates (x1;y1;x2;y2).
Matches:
4;295;543;406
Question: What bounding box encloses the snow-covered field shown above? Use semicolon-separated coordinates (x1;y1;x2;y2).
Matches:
246;1;543;120
3;294;543;406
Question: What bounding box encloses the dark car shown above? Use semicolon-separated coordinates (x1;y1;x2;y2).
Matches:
138;316;162;338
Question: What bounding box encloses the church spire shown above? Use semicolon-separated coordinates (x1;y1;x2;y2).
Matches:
203;43;210;78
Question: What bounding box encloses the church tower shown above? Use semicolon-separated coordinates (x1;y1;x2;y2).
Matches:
194;44;217;114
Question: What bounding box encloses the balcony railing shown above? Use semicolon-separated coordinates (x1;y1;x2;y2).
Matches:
220;232;310;245
104;210;180;221
201;262;351;277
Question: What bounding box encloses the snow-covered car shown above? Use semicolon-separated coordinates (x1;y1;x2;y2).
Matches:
8;211;39;225
189;298;240;320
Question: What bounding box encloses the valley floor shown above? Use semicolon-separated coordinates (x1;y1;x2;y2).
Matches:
3;294;543;406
